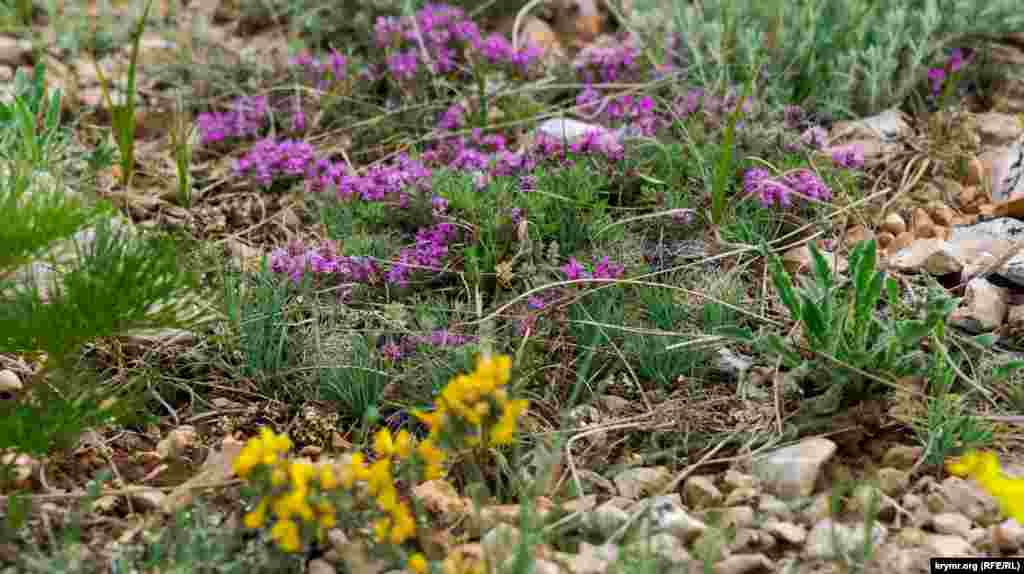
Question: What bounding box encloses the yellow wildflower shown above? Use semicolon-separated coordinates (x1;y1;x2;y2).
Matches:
271;518;302;553
319;464;338;490
408;553;429;574
367;458;392;497
389;502;417;544
377;483;399;512
947;450;1024;523
272;487;314;522
340;453;368;488
373;516;391;543
416;439;447;480
243;499;268;529
271;465;288;487
413;408;444;430
318;510;337;530
490;399;528;446
233;427;292;478
395;429;414;459
475;354;511;389
289;460;315;490
375;428;396;458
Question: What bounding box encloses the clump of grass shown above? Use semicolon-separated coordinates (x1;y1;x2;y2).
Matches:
222;257;292;385
318;333;389;425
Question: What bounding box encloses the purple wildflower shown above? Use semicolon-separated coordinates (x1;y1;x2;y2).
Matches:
830;143;864;170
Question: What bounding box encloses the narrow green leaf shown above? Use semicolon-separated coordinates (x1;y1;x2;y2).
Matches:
800;293;828;347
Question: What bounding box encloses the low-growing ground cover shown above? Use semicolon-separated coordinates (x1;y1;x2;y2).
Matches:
4;0;1024;572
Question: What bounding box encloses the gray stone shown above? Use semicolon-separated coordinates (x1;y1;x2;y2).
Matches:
714;553;773;574
764;520;807;545
626;532;691;565
975;112;1024;147
752;438;837;499
877;468;910;496
806;519;887;560
882;445;923;470
938;477;1003;526
646;495;707;543
923;534;974;557
993;519;1024;552
948;277;1007;333
931;513;973;538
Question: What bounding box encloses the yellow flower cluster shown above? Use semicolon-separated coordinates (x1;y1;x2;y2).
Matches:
233;427;293;479
233;429;340;552
946;450;1024;522
414;354;528;450
231;354;527;574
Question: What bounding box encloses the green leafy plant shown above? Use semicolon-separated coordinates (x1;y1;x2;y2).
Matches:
913;359;992;468
93;0;156;188
530;163;612;258
671;0;1024;116
1;155;197;458
723;239;956;415
0;62;65;169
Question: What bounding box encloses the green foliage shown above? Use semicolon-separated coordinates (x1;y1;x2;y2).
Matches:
0;62;66;169
638;285;687;331
530;163;613;258
671;0;1024;116
709;78;754;226
318;334;389;423
169;94;195;208
223;258;291;382
723;239;956;414
566;286;624;406
1;218;198;362
913;359;993;468
93;0;156;188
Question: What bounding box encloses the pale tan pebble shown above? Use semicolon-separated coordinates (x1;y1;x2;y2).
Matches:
882;212;907;235
958;184;979;207
928;203;957;227
916;222;936;239
876;231;895;248
890;231;917;253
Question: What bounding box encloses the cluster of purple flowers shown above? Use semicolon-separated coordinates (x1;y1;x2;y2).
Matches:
289;48;348;91
743;167;832;208
385;221;460;286
373;3;541;80
576;88;660;137
561;256;626;281
235;138;317;187
379;328;477;362
830;143;865;170
675;86;756;126
573;35;644;84
196;96;268;145
269;239;378;287
532;130;625;162
928;48;971;97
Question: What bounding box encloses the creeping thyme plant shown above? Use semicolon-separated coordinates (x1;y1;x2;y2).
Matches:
233;354;527;570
